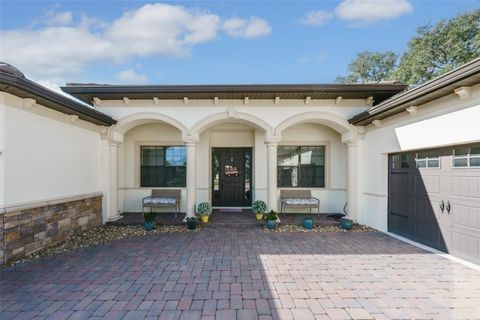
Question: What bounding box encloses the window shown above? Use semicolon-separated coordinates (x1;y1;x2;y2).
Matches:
140;146;186;187
415;151;440;168
453;146;480;167
391;153;410;169
277;146;325;187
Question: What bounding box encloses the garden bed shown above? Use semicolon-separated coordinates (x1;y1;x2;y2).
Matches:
263;223;376;233
4;225;199;266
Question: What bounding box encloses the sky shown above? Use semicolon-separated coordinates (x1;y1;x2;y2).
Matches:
0;0;479;91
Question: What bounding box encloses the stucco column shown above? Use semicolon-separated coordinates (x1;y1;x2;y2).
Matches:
185;141;197;218
346;141;358;221
266;141;278;212
108;141;121;221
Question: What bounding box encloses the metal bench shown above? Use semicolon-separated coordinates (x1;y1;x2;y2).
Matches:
280;190;320;216
142;189;181;217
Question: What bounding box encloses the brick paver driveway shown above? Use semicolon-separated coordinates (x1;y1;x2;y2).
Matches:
1;227;480;320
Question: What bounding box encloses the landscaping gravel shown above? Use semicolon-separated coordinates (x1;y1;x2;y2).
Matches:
5;225;199;266
263;223;376;232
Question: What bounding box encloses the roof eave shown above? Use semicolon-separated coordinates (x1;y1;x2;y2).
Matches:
0;73;116;126
349;58;480;126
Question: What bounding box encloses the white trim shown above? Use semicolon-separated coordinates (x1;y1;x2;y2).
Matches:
385;232;480;271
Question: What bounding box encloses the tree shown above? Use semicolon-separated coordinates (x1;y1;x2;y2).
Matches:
395;10;480;85
336;51;398;84
336;10;480;85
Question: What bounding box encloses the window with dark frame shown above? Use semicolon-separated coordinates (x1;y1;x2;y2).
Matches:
277;146;325;187
140;146;186;187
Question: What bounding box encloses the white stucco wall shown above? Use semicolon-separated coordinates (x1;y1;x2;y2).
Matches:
358;84;480;231
1;92;102;207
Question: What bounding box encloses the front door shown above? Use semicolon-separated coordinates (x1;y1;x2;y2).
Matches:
212;148;252;207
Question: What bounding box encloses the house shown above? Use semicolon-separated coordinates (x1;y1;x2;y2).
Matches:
0;58;479;265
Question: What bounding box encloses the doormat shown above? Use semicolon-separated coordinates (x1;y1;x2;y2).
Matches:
217;209;244;213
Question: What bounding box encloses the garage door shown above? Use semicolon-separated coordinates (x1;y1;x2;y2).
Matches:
388;144;480;264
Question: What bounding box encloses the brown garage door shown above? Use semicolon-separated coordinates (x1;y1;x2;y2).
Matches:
388;144;480;264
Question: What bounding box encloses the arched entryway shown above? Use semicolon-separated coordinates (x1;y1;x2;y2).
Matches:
274;111;361;219
104;113;189;221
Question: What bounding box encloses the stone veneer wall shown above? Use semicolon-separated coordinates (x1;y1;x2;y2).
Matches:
0;192;102;264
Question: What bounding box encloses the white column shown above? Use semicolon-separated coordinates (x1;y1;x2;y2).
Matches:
108;142;121;221
346;141;358;221
266;141;278;212
185;141;197;218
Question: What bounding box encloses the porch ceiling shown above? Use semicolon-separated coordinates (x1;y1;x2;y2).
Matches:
61;83;407;105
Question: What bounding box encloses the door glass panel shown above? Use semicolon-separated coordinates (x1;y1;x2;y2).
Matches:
416;160;427;168
454;158;468;167
470;157;480;167
427;159;439;167
244;151;251;202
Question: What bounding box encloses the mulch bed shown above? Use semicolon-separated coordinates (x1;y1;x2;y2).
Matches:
263;223;376;233
4;225;199;267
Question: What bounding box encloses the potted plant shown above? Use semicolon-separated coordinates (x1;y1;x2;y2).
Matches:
340;218;353;230
265;210;278;229
197;202;212;223
143;211;156;231
186;216;198;230
252;200;267;221
303;217;314;230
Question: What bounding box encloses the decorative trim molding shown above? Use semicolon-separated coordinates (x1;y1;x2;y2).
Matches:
1;192;103;214
454;86;472;100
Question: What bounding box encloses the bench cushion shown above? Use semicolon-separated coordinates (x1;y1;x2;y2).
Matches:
282;198;319;205
143;197;177;205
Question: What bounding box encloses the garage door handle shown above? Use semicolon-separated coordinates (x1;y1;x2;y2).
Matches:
439;200;445;212
446;201;451;214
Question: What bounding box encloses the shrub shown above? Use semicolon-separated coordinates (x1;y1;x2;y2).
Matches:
252;200;267;214
266;210;277;221
197;202;212;216
144;211;156;222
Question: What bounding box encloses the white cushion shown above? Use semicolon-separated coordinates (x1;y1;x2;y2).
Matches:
283;198;319;205
143;197;176;205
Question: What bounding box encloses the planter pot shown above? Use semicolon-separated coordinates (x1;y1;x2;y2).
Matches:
341;219;353;230
303;218;314;230
187;221;198;230
200;215;209;223
255;213;264;221
144;221;156;231
266;220;277;230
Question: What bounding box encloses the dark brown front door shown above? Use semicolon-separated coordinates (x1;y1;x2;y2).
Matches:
212;148;252;207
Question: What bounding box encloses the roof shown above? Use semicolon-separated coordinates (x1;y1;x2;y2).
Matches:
0;71;116;126
61;83;408;105
349;58;480;126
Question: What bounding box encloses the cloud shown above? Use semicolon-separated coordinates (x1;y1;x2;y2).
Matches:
107;3;220;57
298;10;333;26
299;0;412;27
46;11;73;26
335;0;413;25
0;3;271;82
116;69;148;84
223;17;271;39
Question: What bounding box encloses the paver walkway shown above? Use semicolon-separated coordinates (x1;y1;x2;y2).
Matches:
1;227;480;320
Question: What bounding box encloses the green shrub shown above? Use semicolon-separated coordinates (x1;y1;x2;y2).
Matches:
197;202;212;216
144;211;156;222
252;200;267;213
266;210;277;221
